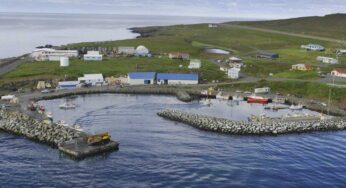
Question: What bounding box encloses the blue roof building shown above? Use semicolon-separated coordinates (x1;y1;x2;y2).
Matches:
128;72;156;85
157;73;199;85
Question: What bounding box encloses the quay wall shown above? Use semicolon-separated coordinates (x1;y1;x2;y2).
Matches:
158;109;346;135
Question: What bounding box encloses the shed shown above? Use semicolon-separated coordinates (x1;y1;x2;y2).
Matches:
301;44;325;51
78;74;104;86
316;56;338;64
128;72;156;85
57;81;79;90
256;51;279;59
157;73;199;85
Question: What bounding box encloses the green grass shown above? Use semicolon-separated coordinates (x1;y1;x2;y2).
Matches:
0;57;226;83
274;70;318;80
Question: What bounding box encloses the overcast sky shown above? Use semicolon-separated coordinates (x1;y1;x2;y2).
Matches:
1;0;345;19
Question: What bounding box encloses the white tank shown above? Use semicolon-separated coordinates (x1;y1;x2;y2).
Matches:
60;57;69;67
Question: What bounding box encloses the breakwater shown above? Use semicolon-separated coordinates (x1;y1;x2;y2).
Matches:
158;109;346;135
0;110;83;146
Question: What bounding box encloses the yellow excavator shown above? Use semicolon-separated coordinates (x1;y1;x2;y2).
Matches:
87;133;111;146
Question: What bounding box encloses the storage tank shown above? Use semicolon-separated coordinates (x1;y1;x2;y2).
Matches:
60;57;69;67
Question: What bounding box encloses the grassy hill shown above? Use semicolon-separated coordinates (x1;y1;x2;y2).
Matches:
234;14;346;40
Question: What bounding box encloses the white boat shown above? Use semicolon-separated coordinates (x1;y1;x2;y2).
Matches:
59;102;76;109
216;92;230;100
73;124;83;131
289;104;303;110
57;120;69;127
46;112;53;120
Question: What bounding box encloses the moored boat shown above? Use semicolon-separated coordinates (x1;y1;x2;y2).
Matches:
59;102;76;109
216;92;230;100
289;104;303;110
247;95;269;104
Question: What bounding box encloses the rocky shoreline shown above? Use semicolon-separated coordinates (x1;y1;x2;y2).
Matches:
0;110;84;147
158;109;346;135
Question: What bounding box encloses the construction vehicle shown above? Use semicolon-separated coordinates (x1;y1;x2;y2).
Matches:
87;133;111;146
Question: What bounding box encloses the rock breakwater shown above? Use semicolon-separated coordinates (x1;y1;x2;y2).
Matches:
0;110;83;146
158;109;346;135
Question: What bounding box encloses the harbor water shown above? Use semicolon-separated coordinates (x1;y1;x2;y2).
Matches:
1;94;346;187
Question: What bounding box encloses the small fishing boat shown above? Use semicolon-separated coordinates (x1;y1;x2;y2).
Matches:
46;112;53;121
289;104;303;110
264;104;288;111
247;95;269;104
59;102;76;109
73;124;83;131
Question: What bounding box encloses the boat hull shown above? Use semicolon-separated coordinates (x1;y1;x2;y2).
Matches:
247;97;269;104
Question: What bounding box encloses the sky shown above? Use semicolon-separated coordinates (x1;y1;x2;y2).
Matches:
0;0;345;19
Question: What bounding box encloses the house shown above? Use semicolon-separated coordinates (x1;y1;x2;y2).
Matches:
128;72;156;85
57;81;79;90
31;48;78;61
316;56;338;64
301;44;325;51
78;74;104;86
331;70;346;78
337;49;346;56
169;52;190;60
118;46;136;55
208;24;219;28
157;73;199;85
188;59;202;69
256;51;279;59
228;68;240;79
255;87;271;94
84;51;103;61
135;45;150;57
292;64;313;71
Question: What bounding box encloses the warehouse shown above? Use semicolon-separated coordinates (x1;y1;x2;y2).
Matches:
78;74;104;86
128;72;156;85
84;51;103;61
31;48;78;61
57;81;79;90
256;51;279;59
157;73;199;85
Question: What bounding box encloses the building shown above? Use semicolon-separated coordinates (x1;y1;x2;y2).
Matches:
220;66;228;72
292;64;313;71
118;46;136;55
157;73;199;85
208;24;219;28
128;72;156;85
301;44;325;51
228;68;240;79
331;70;346;78
135;45;150;57
168;52;190;60
57;81;79;90
31;48;78;61
316;56;338;64
229;57;243;68
84;51;103;61
256;51;279;59
255;87;271;94
60;57;69;67
188;59;202;69
78;74;104;86
337;49;346;56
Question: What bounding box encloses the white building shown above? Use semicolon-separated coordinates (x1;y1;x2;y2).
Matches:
135;45;150;56
78;74;104;86
188;59;202;69
331;70;346;78
118;46;136;55
316;56;339;64
255;87;271;94
301;44;325;51
128;72;156;85
157;73;199;85
337;49;346;56
31;48;78;61
84;51;103;61
228;68;240;79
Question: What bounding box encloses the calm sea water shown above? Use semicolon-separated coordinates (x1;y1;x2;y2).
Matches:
0;13;234;58
1;94;346;187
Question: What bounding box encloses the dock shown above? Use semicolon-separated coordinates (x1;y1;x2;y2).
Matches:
58;137;119;159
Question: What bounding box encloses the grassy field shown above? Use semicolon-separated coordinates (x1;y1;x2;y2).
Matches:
235;14;346;40
0;57;226;83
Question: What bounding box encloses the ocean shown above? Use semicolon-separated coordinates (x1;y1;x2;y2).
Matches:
0;12;236;58
2;94;346;187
